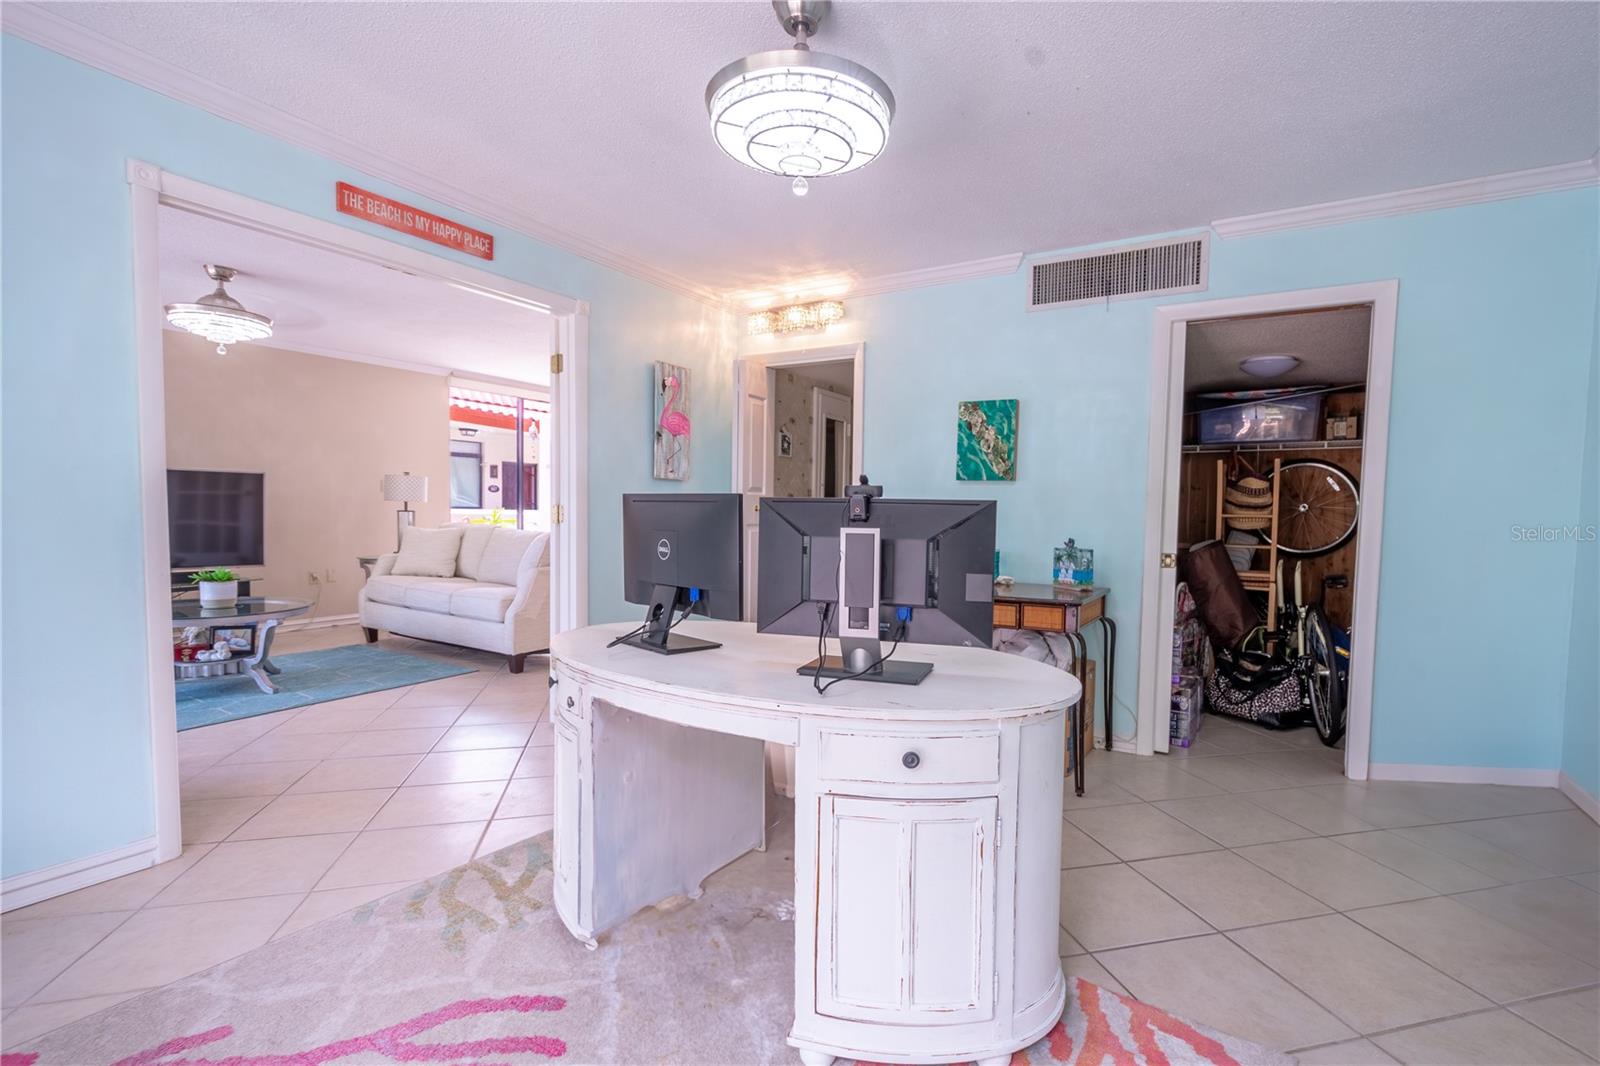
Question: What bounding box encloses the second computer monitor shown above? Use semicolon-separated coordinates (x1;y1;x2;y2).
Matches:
621;493;742;653
756;497;996;651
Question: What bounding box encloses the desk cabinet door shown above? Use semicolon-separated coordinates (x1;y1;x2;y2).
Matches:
551;681;583;923
816;795;997;1025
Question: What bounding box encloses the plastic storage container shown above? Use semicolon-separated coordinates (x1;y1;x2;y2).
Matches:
1197;394;1323;444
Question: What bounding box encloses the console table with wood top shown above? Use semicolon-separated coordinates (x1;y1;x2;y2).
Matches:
992;584;1116;796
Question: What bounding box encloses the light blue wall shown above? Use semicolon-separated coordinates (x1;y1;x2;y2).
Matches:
1;37;732;879
1560;281;1599;799
749;187;1599;770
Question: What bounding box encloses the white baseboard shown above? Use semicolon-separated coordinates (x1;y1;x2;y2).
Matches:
280;612;360;632
1368;762;1561;787
1559;773;1599;823
2;837;159;913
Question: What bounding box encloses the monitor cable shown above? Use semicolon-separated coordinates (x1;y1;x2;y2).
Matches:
811;603;907;695
606;599;698;649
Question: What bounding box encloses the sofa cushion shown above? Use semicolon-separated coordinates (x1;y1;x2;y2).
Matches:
450;583;516;622
362;574;413;607
478;528;545;586
455;524;495;579
401;577;474;614
393;526;465;577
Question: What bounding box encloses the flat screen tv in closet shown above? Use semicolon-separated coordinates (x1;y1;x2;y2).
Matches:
167;469;265;568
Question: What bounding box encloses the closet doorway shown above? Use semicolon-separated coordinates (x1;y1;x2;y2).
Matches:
1137;283;1398;778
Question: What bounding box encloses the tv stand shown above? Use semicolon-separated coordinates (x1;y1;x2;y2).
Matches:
171;575;254;599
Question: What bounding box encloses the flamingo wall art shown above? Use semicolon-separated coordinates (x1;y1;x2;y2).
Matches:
653;361;692;480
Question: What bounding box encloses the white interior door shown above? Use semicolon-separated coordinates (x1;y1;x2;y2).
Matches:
1149;322;1189;755
735;358;772;621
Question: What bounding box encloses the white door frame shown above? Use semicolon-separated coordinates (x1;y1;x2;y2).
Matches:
732;342;866;495
127;160;590;865
1135;280;1398;778
810;387;854;497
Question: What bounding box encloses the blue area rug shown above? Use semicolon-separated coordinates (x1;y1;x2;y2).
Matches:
176;645;477;731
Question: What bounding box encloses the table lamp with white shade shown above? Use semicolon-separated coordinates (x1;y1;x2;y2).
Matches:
381;472;428;551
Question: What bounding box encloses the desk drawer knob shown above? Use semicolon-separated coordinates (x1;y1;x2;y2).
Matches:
901;751;921;770
566;696;575;709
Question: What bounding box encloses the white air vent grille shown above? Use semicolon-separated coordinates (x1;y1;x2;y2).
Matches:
1028;234;1209;310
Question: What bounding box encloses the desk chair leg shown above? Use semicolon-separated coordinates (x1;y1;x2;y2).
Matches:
1096;616;1117;751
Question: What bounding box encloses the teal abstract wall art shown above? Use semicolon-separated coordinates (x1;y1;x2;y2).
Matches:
956;399;1018;481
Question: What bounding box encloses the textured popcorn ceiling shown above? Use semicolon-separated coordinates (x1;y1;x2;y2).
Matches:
39;2;1600;296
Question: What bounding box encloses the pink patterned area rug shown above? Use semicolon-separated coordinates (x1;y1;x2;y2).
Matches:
6;820;1293;1066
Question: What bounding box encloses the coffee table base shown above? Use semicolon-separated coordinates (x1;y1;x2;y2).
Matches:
175;618;285;694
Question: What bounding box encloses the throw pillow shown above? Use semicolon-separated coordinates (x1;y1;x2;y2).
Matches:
392;526;465;578
456;524;495;579
478;528;545;586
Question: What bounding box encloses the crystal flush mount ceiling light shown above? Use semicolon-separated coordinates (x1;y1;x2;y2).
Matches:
165;264;273;355
707;0;894;197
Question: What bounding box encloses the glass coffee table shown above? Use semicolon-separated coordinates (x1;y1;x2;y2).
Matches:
172;598;312;694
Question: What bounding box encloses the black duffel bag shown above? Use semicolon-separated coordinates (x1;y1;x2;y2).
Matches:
1205;647;1306;729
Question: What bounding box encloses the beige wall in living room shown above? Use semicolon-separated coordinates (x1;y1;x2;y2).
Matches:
164;331;450;619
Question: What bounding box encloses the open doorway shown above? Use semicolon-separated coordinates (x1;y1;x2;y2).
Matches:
127;162;588;918
1138;282;1397;778
1170;306;1370;762
732;343;864;622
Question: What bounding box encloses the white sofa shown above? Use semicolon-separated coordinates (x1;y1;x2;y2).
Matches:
359;525;551;673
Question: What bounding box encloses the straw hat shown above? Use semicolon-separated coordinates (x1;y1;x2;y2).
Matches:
1225;475;1272;531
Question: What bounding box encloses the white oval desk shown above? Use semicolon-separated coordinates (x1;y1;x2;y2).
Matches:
551;620;1080;1066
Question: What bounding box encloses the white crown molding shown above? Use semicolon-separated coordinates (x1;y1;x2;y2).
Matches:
2;4;723;307
1213;157;1600;239
846;253;1024;300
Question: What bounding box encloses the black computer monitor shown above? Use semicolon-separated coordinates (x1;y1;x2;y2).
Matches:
620;493;743;654
757;490;995;685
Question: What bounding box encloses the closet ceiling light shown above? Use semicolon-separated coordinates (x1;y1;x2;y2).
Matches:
165;264;273;355
707;1;894;197
1239;354;1301;378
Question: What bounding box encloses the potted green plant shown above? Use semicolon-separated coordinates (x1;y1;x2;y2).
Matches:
190;567;240;608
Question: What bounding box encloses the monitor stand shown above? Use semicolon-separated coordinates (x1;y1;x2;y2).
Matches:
798;636;933;686
615;583;721;655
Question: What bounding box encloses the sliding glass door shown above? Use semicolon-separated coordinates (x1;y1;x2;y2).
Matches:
448;384;550;529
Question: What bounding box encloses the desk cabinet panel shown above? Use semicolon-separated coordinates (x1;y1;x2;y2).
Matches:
817;795;997;1026
551;681;583;926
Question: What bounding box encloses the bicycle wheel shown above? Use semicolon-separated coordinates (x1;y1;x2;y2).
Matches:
1267;460;1360;556
1304;606;1345;747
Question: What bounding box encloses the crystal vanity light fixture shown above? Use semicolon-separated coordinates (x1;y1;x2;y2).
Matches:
164;265;274;355
747;299;846;336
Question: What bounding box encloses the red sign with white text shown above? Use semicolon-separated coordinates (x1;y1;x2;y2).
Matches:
335;182;494;260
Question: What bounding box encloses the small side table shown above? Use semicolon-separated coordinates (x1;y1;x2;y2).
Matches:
993;583;1116;797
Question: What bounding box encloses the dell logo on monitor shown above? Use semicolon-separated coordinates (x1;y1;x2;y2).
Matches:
657;538;672;561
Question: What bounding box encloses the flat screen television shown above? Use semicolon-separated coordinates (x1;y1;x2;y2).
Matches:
167;470;265;569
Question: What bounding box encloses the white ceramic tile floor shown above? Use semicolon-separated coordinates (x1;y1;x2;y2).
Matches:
3;632;1596;1062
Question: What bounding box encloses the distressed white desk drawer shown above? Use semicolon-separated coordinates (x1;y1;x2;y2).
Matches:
817;730;1000;785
